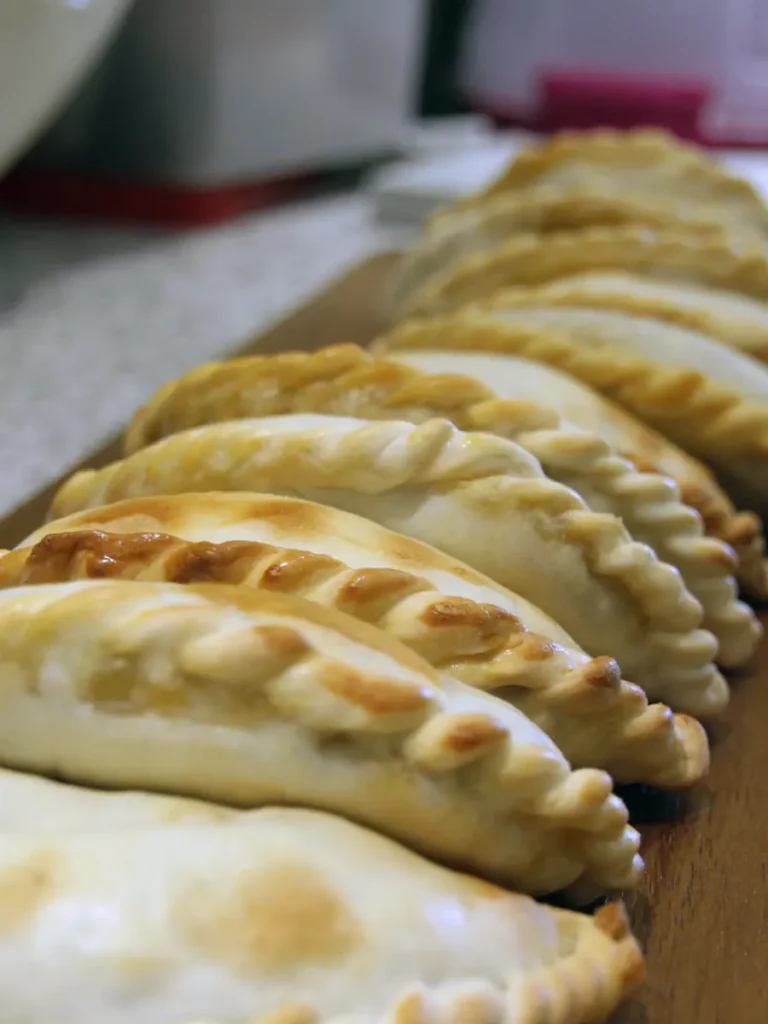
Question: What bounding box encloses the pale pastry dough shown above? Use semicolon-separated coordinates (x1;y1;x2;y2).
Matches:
475;299;768;514
469;127;768;232
382;349;760;663
1;522;709;788
0;579;643;898
517;271;768;364
400;226;768;319
387;186;738;317
0;770;644;1024
49;416;726;715
122;344;758;666
380;312;768;516
125;343;767;598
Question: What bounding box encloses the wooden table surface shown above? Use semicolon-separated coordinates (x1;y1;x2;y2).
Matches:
2;254;766;1023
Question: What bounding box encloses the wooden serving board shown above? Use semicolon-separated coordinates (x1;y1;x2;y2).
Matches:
1;253;765;1023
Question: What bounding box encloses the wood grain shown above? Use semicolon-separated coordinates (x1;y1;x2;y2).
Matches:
1;252;766;1022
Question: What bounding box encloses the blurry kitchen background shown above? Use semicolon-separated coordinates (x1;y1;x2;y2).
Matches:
3;0;768;515
5;0;768;226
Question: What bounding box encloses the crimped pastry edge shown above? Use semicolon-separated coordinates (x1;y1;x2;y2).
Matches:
182;902;644;1024
0;528;709;788
504;274;768;365
114;344;755;667
374;321;768;596
477;127;768;211
0;578;643;896
387;185;742;317
50;415;725;715
400;225;768;320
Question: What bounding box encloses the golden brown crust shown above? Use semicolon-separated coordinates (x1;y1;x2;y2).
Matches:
0;578;643;896
400;225;768;319
474;127;768;221
506;273;768;365
388;186;741;316
50;414;726;716
121;345;758;667
0;529;708;788
376;327;768;598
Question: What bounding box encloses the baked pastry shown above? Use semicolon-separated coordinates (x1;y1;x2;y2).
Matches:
468;127;768;233
385;348;768;595
0;578;643;897
0;770;644;1024
470;297;768;514
126;343;767;599
49;415;726;715
378;312;768;516
3;517;708;788
509;271;768;365
399;226;768;319
123;345;758;665
387;186;738;317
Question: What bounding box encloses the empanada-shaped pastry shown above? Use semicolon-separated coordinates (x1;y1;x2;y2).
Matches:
0;771;644;1024
123;345;758;665
50;415;726;714
0;579;643;897
469;297;768;515
379;312;768;516
2;521;708;788
400;225;768;319
471;127;768;232
387;186;737;316
515;271;768;365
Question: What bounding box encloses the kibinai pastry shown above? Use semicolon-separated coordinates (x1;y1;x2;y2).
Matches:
6;505;709;788
0;579;643;898
50;415;726;715
123;345;758;665
387;186;739;317
398;226;768;320
467;127;768;232
509;271;768;366
460;295;768;517
0;771;644;1024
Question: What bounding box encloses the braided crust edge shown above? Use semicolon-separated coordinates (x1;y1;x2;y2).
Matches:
0;530;709;788
475;128;768;212
387;186;738;316
114;345;756;664
187;903;643;1024
0;579;643;896
507;275;768;365
400;225;768;320
51;415;725;715
375;321;768;596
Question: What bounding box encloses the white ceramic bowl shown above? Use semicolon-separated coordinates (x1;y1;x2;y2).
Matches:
0;0;131;178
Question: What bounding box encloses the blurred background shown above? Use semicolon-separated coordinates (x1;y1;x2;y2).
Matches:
3;0;768;514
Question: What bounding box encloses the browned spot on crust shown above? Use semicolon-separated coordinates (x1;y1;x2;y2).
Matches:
163;539;269;584
261;551;340;591
391;992;425;1024
505;633;557;661
442;713;507;753
583;655;622;689
595;902;630;942
254;625;312;660
338;568;424;607
175;861;359;974
421;597;519;634
252;1005;318;1024
20;530;177;582
226;495;337;541
0;849;61;934
321;665;429;715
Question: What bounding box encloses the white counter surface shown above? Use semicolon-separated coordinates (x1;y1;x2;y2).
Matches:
0;195;406;517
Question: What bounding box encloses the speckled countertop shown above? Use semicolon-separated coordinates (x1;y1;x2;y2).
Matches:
0;194;408;517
